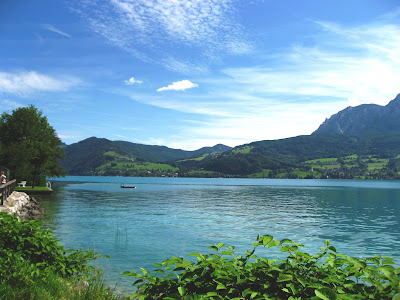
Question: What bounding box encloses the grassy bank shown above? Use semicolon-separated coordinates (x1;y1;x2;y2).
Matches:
15;186;50;191
0;212;124;300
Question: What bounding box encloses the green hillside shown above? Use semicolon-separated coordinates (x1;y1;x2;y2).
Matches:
60;133;400;179
175;133;400;178
61;137;231;175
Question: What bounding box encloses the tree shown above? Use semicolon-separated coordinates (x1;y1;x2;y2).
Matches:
0;105;65;187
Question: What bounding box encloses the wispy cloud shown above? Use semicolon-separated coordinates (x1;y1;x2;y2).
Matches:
124;15;400;149
57;133;81;140
113;134;132;140
157;80;198;92
71;0;251;72
221;20;400;107
124;77;143;85
42;24;72;38
0;99;25;111
0;71;78;96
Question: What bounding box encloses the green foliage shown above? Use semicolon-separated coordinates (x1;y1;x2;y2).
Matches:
200;153;282;176
0;105;65;187
232;146;254;154
60;132;400;178
0;212;105;287
0;268;120;300
123;235;400;299
247;169;272;178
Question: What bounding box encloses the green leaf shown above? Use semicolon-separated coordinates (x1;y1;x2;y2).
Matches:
277;274;292;282
178;286;186;296
216;283;226;290
268;240;280;248
217;243;225;249
250;292;259;299
140;267;149;275
280;238;292;244
208;246;219;252
261;235;273;246
328;246;337;252
315;287;337;300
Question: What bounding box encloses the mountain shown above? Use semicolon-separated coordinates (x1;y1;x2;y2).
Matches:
61;137;231;175
113;141;231;163
60;93;400;178
183;93;400;176
60;137;129;175
313;93;400;135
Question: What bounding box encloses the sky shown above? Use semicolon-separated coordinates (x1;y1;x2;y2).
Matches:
1;0;399;150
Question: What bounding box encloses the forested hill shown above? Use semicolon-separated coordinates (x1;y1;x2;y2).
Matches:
60;137;231;175
113;141;231;162
313;93;400;135
60;93;400;178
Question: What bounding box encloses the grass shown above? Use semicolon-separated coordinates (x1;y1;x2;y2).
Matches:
367;162;387;171
177;153;210;162
304;157;337;164
15;186;50;191
343;164;358;168
232;146;253;154
0;273;124;300
343;154;358;161
104;151;121;157
321;164;341;169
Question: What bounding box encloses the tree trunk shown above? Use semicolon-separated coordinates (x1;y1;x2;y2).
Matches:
32;167;37;188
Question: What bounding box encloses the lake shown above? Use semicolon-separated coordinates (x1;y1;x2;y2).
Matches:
41;176;400;294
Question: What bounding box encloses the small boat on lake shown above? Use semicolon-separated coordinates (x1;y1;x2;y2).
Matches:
120;184;136;188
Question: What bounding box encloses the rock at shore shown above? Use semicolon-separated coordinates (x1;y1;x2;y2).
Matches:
0;191;43;219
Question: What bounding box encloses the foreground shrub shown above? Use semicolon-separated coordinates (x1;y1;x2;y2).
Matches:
0;212;117;299
123;235;400;300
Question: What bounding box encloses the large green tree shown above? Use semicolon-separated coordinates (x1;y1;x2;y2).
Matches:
0;105;65;187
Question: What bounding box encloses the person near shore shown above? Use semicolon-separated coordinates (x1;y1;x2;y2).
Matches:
1;171;6;184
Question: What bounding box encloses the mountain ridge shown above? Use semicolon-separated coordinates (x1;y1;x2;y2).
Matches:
313;93;400;135
61;137;232;175
60;93;400;178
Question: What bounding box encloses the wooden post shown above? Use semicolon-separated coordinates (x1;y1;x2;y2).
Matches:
0;179;16;205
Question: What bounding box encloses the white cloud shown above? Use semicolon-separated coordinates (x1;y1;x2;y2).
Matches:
0;71;78;96
42;24;72;38
124;77;143;85
157;80;198;92
71;0;250;72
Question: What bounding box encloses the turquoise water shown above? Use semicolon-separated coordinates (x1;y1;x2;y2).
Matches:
42;176;400;294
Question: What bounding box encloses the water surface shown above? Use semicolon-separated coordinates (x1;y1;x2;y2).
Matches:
42;177;400;294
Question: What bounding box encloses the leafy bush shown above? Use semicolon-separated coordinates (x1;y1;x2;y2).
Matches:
0;212;105;288
123;235;400;299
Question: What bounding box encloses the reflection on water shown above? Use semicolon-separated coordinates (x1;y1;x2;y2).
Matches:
40;177;400;294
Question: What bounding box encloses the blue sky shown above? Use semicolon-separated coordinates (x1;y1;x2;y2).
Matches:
1;0;399;150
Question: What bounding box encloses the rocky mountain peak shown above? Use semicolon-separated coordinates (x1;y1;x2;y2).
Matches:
313;93;400;135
